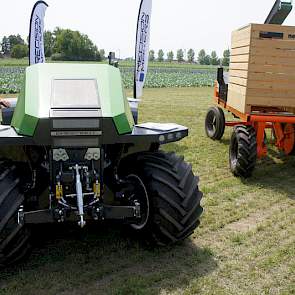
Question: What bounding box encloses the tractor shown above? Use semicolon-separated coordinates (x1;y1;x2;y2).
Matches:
0;1;203;267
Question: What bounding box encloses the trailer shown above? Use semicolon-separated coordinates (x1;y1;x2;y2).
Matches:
206;69;295;177
205;0;295;177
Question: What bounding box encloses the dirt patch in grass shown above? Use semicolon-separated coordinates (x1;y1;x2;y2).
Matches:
225;203;290;233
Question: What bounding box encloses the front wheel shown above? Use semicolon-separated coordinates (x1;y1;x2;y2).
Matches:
205;106;225;140
229;125;257;178
120;151;203;245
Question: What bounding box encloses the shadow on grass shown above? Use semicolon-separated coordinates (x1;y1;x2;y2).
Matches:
0;224;217;295
242;152;295;199
165;143;189;155
219;138;231;146
215;133;295;198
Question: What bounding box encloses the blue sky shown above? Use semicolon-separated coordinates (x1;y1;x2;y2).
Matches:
1;0;295;58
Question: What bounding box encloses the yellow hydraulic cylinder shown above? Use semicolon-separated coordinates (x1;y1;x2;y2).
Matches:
56;183;63;200
93;180;100;198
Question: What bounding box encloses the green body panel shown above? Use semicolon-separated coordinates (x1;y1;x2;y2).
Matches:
12;76;39;136
12;63;134;136
114;113;133;134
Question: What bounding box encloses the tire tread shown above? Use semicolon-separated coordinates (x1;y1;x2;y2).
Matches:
0;161;30;267
124;151;203;246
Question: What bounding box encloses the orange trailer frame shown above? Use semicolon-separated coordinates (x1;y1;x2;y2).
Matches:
214;83;295;159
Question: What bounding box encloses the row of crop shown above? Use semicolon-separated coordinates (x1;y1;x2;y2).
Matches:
0;66;215;94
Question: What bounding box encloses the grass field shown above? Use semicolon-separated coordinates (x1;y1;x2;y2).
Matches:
0;87;295;295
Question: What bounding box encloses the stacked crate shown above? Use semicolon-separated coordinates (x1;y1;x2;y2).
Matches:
228;23;295;113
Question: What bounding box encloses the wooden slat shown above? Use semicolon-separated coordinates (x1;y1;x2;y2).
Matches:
231;46;250;56
251;47;295;58
231;26;251;42
251;23;295;41
247;88;295;98
230;54;250;63
248;63;295;75
229;76;248;87
227;88;248;113
284;107;295;113
251;23;295;32
251;39;295;50
231;38;251;49
247;96;295;108
229;69;248;79
229;62;249;71
246;71;295;81
247;80;295;90
228;83;247;95
250;55;295;66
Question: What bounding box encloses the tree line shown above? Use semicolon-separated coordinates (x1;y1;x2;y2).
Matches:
0;32;230;66
0;29;105;61
149;49;230;66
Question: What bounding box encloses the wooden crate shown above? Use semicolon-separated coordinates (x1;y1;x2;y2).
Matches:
227;23;295;114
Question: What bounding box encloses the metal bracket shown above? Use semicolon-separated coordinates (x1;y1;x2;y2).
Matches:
20;205;140;225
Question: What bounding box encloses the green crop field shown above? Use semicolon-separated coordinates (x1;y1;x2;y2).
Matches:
0;58;221;70
0;58;217;94
0;87;294;295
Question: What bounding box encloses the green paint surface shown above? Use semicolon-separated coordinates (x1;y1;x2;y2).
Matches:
12;63;134;136
11;75;39;136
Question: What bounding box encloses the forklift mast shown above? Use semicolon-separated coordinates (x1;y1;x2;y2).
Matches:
265;0;293;25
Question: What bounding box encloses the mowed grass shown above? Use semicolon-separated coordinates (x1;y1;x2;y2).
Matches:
1;87;295;295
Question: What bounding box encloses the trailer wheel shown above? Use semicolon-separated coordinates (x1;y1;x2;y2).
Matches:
229;125;257;178
205;106;225;140
120;151;203;246
0;162;30;267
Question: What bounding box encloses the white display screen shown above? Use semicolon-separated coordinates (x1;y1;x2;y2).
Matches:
52;79;100;108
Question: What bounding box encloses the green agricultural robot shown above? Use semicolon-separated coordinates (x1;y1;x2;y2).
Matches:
0;1;203;266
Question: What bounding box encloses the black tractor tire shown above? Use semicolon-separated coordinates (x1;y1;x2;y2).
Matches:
205;106;225;140
121;151;203;246
229;125;257;178
0;162;30;267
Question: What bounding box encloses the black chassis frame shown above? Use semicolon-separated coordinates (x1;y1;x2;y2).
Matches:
2;120;188;226
0;118;188;147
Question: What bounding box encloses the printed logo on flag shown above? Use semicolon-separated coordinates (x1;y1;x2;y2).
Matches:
136;12;150;83
29;1;48;65
139;73;145;82
34;15;45;64
134;0;152;98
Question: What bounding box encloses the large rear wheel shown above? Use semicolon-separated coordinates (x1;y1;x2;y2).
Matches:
0;162;30;267
120;151;203;245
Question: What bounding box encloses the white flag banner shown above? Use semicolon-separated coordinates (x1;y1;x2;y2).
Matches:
134;0;152;98
29;1;48;65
